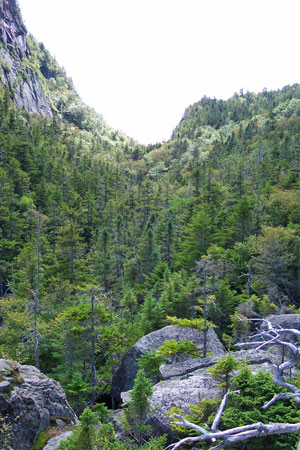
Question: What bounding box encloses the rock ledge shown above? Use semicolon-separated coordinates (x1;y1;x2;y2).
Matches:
0;359;77;450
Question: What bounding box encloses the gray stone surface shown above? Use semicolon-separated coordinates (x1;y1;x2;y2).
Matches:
13;68;53;117
55;418;67;426
42;431;73;450
0;1;52;117
0;380;11;392
159;355;220;380
112;325;225;404
259;314;300;349
261;314;300;337
150;369;222;435
120;390;131;404
263;314;300;329
112;322;296;438
0;358;18;376
148;348;280;436
158;348;278;381
0;360;77;450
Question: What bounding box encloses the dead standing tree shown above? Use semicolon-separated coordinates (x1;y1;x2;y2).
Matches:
165;317;300;450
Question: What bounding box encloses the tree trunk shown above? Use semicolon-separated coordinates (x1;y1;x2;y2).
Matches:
90;290;96;405
34;210;41;370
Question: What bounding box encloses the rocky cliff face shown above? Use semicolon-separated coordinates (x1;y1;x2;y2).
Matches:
0;359;77;450
0;0;52;116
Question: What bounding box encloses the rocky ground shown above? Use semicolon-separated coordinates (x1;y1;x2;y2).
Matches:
2;315;300;449
113;316;300;439
0;359;77;450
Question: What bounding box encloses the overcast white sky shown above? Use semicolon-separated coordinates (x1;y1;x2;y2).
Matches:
18;0;300;144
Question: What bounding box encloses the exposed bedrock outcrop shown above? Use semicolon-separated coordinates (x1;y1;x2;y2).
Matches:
264;314;300;329
114;315;300;438
0;359;77;450
0;0;53;117
112;325;225;404
149;349;280;436
260;314;300;342
42;431;73;450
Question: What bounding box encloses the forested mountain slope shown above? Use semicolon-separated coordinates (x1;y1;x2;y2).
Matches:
0;0;300;441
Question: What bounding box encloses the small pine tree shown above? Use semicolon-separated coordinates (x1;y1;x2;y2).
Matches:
57;407;98;450
139;295;166;334
123;369;154;444
77;407;98;450
130;369;153;423
121;287;137;321
207;354;239;390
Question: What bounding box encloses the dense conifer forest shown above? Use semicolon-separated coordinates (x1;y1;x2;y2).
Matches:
1;3;300;448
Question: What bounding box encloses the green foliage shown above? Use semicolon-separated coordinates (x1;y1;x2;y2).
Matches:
189;398;220;424
158;270;197;317
56;410;166;450
168;398;219;436
250;226;298;305
34;429;53;450
120;287;138;320
137;435;166;449
236;294;276;320
95;423;166;450
96;422;127;450
176;209;212;270
208;280;239;330
129;369;153;422
122;369;154;444
138;349;168;378
93;403;111;423
138;294;166;334
57;407;98;450
207;354;240;389
220;368;300;449
1;27;300;447
64;374;90;412
157;339;200;359
167;315;211;331
138;339;200;378
173;367;300;450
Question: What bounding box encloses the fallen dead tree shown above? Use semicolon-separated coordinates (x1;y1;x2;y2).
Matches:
164;317;300;450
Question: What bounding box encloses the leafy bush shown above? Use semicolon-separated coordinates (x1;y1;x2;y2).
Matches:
174;367;300;450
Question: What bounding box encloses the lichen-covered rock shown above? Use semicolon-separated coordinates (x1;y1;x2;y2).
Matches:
264;314;300;329
0;359;18;377
150;369;222;436
159;355;220;380
42;431;73;450
257;314;300;354
0;360;77;450
0;380;11;392
148;349;280;437
112;325;225;404
112;324;295;439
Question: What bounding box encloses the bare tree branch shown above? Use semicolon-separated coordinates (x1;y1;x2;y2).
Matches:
263;392;300;410
164;435;208;450
211;390;239;432
235;315;300;404
170;414;207;435
165;416;300;450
